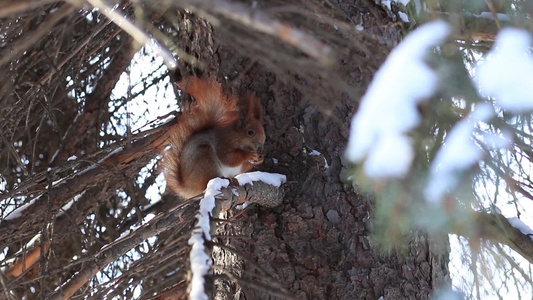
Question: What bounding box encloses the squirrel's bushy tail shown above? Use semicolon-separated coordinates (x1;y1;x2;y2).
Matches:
164;77;238;194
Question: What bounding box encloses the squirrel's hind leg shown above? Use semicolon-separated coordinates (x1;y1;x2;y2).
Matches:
177;141;220;199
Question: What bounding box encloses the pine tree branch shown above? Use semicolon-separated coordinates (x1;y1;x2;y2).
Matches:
0;122;172;244
46;175;286;299
48;201;193;300
0;3;75;67
50;34;136;165
452;211;533;264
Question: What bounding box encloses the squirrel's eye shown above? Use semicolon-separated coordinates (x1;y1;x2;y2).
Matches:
247;130;255;137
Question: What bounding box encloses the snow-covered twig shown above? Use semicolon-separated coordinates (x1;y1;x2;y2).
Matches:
188;172;286;299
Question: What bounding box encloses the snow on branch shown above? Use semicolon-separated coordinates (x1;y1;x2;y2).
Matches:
188;172;286;300
475;28;533;113
235;171;286;188
424;104;495;203
188;178;228;300
230;171;286;209
508;217;533;241
3;197;38;221
425;28;533;203
346;20;451;178
451;211;533;264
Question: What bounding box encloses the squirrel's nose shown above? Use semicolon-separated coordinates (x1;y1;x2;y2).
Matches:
256;144;264;154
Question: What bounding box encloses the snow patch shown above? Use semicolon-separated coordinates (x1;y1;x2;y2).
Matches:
235;171;287;187
346;20;451;178
56;191;85;217
398;12;409;23
235;201;252;210
425;104;494;202
474;12;511;22
308;149;321;156
188;178;229;300
364;133;414;178
381;0;412;10
4;197;39;220
308;149;330;169
475;28;533;113
508;217;533;241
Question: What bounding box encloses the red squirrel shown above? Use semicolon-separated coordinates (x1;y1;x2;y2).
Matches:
163;77;266;199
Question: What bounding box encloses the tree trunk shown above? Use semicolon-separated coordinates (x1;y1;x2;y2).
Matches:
208;64;451;299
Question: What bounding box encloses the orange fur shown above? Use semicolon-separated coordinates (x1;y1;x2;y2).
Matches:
163;77;265;199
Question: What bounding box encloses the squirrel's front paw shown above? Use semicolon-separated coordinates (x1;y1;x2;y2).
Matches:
248;151;264;164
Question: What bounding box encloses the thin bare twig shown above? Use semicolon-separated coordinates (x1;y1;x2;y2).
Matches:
0;0;58;17
85;0;177;70
0;4;75;67
48;203;193;300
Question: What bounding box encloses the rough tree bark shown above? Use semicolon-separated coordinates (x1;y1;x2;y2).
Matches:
209;59;450;298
